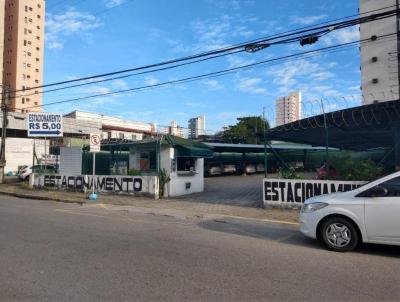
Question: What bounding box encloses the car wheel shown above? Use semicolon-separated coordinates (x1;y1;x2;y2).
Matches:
320;217;359;252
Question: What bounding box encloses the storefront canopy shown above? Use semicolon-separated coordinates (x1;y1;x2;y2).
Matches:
95;135;213;158
266;100;400;151
162;135;213;158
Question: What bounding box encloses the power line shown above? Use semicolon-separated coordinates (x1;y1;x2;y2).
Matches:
16;33;396;111
9;7;399;95
10;9;398;101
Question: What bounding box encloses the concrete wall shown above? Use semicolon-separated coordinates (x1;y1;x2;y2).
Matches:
263;178;367;208
32;174;159;198
4;137;47;173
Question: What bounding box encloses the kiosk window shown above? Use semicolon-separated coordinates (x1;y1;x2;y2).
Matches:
177;157;196;172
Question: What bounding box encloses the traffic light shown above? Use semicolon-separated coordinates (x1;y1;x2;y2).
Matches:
300;36;319;46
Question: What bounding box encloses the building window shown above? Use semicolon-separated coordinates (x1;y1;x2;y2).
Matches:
177;157;196;172
35;68;39;72
36;47;40;51
37;25;40;30
22;98;25;104
35;80;38;83
37;15;41;19
36;36;40;40
36;58;40;62
34;102;38;105
38;4;41;8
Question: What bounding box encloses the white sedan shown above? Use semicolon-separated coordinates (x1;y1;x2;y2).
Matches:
300;171;400;252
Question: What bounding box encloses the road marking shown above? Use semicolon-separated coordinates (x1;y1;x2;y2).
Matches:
218;215;300;226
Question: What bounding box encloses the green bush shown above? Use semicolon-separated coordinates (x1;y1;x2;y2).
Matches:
277;165;302;179
330;155;382;181
159;168;171;197
128;168;141;176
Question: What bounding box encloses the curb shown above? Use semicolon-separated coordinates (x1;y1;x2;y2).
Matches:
0;189;299;226
0;190;86;205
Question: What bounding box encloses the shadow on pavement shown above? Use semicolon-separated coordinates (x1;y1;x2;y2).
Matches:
357;243;400;258
198;218;323;250
198;219;400;257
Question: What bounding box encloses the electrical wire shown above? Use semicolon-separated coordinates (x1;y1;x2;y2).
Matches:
14;32;397;111
8;7;399;95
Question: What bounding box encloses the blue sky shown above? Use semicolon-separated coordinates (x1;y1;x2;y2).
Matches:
44;0;361;133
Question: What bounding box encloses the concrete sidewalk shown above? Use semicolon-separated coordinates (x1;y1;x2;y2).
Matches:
0;183;300;224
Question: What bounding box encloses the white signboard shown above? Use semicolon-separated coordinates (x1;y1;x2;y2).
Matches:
263;178;367;207
28;113;63;137
90;133;101;152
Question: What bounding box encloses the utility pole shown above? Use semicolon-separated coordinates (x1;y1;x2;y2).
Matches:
0;86;9;184
263;107;268;178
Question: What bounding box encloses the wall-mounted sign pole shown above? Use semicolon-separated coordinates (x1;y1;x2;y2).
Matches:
92;152;95;195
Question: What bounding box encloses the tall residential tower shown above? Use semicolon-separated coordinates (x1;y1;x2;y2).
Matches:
188;115;205;139
2;0;45;112
359;0;399;104
275;91;302;126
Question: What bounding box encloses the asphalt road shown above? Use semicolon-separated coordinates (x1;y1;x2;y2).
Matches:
0;195;399;302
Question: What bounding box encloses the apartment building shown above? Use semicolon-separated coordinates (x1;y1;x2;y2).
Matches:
0;1;4;96
188;115;205;139
359;0;399;104
64;111;157;141
2;0;45;112
275;91;302;126
163;121;185;138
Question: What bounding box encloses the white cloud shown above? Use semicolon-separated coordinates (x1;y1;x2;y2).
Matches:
237;78;267;94
227;55;256;68
46;9;102;50
184;101;204;107
267;59;328;93
292;14;327;25
321;27;360;46
104;0;126;8
310;71;334;81
111;79;129;90
200;80;224;91
144;76;160;86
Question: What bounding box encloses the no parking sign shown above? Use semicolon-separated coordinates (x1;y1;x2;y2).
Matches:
90;134;101;152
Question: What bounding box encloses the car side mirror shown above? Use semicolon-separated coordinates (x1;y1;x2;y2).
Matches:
365;186;389;198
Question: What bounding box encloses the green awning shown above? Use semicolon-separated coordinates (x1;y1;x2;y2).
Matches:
176;145;213;158
163;135;213;158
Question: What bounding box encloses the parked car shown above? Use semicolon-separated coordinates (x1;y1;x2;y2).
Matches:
256;163;265;173
222;164;236;174
300;171;400;252
19;164;57;181
316;164;338;179
206;165;222;176
244;164;256;174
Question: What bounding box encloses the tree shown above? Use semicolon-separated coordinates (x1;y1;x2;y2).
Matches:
219;116;270;144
